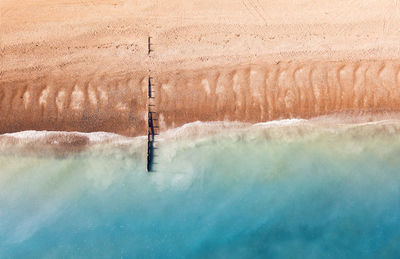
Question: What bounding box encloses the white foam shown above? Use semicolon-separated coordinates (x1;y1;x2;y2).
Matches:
1;130;143;144
341;119;400;127
158;120;251;141
2;118;400;145
253;118;307;127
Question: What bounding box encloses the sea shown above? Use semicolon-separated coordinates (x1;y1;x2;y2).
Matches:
0;120;399;258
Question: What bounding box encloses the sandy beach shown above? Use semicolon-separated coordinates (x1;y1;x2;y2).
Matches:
2;0;400;136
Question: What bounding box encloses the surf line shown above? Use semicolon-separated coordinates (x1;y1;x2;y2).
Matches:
147;36;158;172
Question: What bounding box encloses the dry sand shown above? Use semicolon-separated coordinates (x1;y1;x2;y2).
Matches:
2;0;400;136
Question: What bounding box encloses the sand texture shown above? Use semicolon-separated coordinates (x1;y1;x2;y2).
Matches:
2;0;400;136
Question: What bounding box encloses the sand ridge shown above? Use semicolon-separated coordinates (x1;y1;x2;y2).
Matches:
153;60;400;130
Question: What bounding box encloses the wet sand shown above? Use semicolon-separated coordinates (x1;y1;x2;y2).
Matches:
2;0;400;136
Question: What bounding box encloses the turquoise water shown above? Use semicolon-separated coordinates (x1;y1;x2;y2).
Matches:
0;122;400;258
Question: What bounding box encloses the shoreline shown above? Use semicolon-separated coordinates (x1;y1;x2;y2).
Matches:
2;115;400;156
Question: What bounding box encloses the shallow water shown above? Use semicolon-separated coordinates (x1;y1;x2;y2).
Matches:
0;121;400;258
